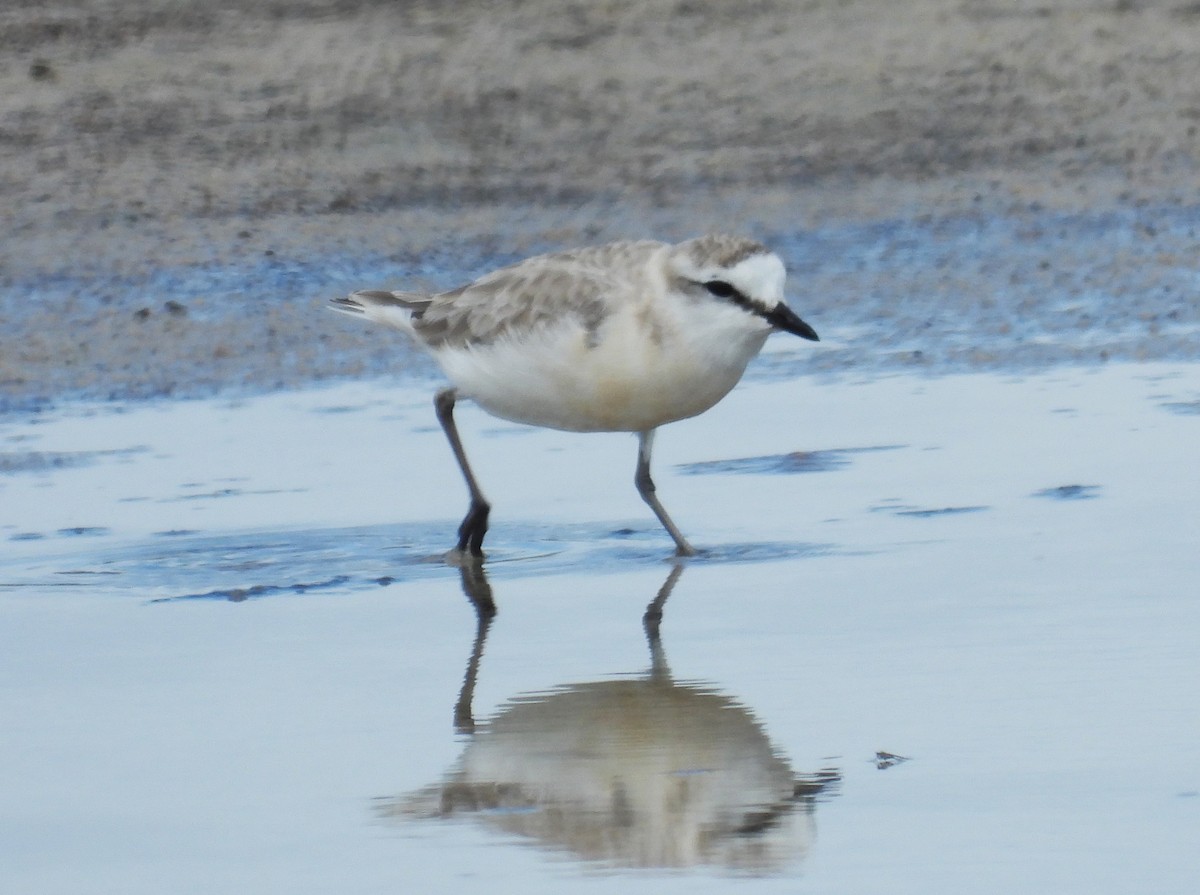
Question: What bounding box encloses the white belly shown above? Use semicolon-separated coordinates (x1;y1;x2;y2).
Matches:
436;305;771;433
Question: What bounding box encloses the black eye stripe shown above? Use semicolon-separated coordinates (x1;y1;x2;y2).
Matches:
702;280;755;310
697;278;777;323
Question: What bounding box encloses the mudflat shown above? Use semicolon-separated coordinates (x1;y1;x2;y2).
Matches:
2;0;1199;402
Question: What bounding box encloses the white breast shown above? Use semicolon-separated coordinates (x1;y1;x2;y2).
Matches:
437;294;772;433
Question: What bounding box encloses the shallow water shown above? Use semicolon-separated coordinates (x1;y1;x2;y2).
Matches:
2;363;1198;892
5;200;1200;409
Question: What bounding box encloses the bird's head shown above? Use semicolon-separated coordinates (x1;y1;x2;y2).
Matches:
667;236;819;341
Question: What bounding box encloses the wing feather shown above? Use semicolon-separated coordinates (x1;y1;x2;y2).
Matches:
414;241;665;349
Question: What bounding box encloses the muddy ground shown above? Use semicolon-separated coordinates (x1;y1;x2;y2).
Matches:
2;0;1199;404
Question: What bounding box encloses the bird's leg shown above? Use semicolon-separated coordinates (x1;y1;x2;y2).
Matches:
434;388;491;558
635;429;697;557
642;561;685;648
453;557;496;735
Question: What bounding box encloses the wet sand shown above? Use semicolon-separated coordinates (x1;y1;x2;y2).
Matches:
3;5;1200;889
2;364;1199;890
3;1;1200;405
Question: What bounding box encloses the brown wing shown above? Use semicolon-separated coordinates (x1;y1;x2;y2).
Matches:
413;241;665;349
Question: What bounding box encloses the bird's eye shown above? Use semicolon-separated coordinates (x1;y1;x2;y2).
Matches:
704;280;736;298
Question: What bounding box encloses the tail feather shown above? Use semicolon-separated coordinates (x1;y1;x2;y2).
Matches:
329;289;432;332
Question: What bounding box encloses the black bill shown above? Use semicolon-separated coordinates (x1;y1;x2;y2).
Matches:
763;302;819;341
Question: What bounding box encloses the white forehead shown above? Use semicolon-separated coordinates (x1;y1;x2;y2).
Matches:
669;239;788;304
722;251;787;303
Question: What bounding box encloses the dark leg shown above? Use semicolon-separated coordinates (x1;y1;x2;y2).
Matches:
434;388;491;557
642;561;685;646
635;429;697;557
453;557;496;735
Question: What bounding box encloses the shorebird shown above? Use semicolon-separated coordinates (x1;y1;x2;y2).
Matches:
330;235;819;558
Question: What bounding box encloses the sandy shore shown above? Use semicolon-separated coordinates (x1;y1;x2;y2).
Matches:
3;0;1200;404
4;7;1200;883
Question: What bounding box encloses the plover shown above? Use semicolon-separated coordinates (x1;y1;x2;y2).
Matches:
330;235;819;558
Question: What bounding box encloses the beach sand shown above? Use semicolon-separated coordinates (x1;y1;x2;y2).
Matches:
4;5;1200;889
3;0;1199;403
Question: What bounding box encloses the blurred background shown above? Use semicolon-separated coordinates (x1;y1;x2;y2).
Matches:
3;0;1199;404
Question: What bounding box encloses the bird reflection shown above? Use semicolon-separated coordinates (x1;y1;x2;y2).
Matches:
378;562;839;873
